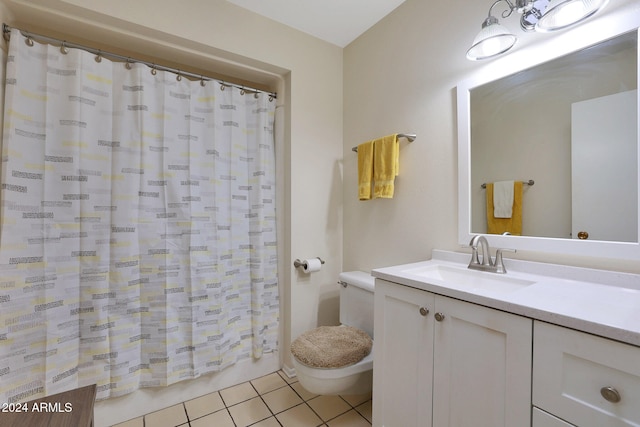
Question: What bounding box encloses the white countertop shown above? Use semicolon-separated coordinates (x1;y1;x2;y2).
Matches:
372;250;640;347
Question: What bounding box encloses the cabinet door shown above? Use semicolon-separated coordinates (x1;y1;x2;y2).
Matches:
373;279;435;427
432;296;532;427
532;408;576;427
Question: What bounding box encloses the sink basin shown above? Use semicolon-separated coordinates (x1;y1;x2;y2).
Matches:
403;264;536;293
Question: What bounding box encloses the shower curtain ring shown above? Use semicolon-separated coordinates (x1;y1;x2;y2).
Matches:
220;82;226;91
25;36;34;47
125;58;133;70
176;71;182;81
95;50;102;63
240;87;246;95
200;77;206;87
60;42;69;54
151;64;157;76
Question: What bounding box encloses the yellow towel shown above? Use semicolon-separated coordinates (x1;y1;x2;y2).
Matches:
357;140;374;200
486;181;523;235
373;134;399;199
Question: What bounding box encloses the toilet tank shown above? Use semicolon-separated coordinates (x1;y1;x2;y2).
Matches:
338;271;375;339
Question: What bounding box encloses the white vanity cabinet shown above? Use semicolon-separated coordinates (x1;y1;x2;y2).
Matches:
533;321;640;427
372;279;533;427
372;279;434;427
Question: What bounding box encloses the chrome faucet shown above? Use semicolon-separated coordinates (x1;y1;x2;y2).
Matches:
468;235;515;274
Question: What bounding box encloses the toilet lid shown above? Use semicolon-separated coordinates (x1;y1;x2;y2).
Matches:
290;325;372;369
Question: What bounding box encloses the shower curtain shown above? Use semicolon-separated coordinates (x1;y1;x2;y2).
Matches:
0;29;279;402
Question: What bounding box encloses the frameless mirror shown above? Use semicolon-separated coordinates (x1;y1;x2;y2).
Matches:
458;14;640;259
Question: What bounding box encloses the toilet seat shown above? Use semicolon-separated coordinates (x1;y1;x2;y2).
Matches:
291;325;372;369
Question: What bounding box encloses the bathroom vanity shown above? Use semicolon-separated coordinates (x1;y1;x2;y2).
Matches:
371;251;640;427
413;8;640;427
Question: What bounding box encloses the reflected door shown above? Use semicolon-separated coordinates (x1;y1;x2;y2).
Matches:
571;90;638;242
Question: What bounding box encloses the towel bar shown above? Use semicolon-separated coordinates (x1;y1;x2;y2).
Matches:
481;180;534;189
351;133;416;152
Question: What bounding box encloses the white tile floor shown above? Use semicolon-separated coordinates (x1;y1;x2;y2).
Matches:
111;370;372;427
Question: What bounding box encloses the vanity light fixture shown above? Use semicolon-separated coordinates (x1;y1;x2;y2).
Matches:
536;0;609;32
466;0;609;60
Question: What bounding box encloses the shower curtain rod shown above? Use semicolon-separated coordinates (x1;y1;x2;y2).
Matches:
2;24;277;99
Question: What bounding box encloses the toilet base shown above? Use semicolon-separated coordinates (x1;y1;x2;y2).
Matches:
298;369;372;396
291;350;373;396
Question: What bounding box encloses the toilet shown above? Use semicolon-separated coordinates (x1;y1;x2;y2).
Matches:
291;271;375;395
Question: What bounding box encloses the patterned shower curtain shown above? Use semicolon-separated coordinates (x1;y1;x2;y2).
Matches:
0;29;279;402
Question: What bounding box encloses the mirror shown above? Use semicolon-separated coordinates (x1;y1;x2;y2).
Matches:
458;13;640;259
471;32;637;241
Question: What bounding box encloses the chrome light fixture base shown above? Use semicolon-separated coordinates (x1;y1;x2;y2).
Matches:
519;0;547;31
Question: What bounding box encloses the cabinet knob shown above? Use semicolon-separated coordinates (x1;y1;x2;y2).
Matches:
600;386;621;403
434;312;445;322
419;307;429;316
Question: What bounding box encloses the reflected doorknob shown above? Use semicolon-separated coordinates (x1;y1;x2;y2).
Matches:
577;231;589;240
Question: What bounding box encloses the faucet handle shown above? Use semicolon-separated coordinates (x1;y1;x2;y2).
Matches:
494;248;516;273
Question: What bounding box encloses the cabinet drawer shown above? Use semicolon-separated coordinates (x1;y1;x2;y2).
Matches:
533;408;575;427
533;321;640;426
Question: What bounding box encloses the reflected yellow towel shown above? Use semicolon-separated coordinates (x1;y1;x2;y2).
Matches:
358;140;374;200
486;181;523;235
373;134;399;199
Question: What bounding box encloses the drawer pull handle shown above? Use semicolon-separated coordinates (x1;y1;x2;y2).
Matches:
419;307;429;316
601;386;621;403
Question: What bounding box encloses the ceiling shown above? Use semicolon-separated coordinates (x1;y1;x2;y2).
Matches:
225;0;407;47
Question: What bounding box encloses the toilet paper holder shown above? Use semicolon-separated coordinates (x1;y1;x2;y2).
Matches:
293;257;325;269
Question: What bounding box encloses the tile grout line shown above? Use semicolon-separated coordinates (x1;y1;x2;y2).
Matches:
226;406;238;427
270;372;325;427
217;390;239;427
339;394;373;424
302;396;343;426
353;403;372;424
181;402;189;426
247;377;284;426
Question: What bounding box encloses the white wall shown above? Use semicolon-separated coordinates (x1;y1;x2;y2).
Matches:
0;0;343;425
343;0;471;271
343;0;640;274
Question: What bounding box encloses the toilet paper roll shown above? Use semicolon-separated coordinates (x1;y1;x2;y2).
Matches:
302;258;322;273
